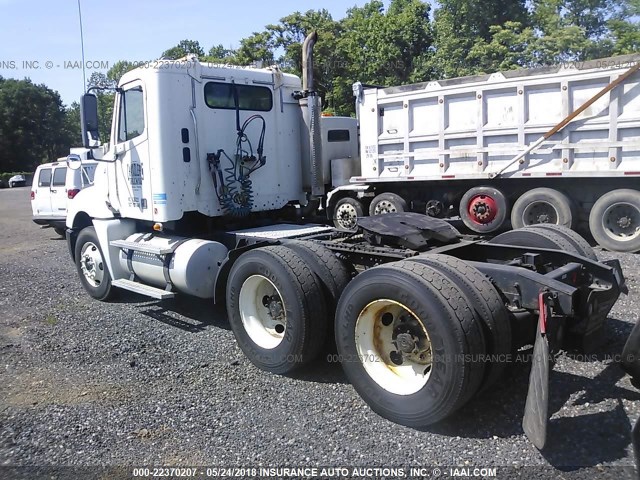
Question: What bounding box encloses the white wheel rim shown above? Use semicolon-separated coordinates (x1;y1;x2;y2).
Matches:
602;202;640;241
80;241;105;288
374;200;397;215
355;299;432;395
336;203;358;230
239;275;287;349
522;201;559;225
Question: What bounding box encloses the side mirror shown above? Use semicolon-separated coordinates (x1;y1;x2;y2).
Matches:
66;154;82;170
80;93;100;148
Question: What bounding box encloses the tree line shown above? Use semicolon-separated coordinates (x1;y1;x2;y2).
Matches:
1;0;637;173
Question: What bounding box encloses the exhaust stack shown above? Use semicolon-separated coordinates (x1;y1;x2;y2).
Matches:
302;31;324;198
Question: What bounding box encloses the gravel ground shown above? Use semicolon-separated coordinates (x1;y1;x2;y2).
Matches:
0;186;639;479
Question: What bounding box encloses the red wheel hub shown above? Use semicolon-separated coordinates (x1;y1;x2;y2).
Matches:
467;194;498;224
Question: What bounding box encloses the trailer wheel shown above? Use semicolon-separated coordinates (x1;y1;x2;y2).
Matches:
369;192;407;216
528;224;597;260
335;260;484;426
589;189;640;253
333;197;364;231
74;226;113;301
460;186;508;233
511;188;575;229
489;227;580;255
407;254;511;390
284;241;351;316
226;245;327;374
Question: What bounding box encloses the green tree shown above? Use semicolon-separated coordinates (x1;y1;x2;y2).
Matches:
0;77;70;172
107;60;137;85
431;0;530;77
205;44;236;62
161;39;205;59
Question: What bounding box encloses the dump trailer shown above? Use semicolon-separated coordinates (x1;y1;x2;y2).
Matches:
327;55;640;253
65;33;636;448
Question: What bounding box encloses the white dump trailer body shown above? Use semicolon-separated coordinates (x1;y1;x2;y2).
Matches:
356;56;640;180
326;55;640;252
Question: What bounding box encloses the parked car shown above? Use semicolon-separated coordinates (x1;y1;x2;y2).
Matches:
9;174;26;187
31;149;96;236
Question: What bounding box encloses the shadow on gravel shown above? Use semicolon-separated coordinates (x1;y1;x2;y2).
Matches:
135;296;230;333
425;318;639;469
287;349;349;385
542;365;639;470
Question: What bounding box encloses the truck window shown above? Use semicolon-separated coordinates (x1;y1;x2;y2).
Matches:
118;87;145;142
52;167;67;187
328;129;350;142
82;165;96;185
38;168;51;187
204;82;273;112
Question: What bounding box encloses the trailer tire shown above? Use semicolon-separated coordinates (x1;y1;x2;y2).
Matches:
589;189;640;253
511;188;575;229
528;224;597;260
284;241;351;316
369;192;407;216
460;186;508;233
74;226;114;301
489;227;580;255
335;260;485;426
226;245;327;374
333;197;364;231
407;254;511;389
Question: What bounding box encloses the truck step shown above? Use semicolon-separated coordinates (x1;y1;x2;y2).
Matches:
110;239;173;255
111;279;175;300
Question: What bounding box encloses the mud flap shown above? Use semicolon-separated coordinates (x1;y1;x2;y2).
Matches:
634;417;640;475
523;292;551;450
622;318;640;383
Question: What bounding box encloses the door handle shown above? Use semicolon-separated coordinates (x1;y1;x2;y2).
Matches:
51;189;57;193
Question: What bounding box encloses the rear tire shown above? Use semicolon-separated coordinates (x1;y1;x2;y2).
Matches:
333;197;364;231
54;227;66;237
528;224;597;260
407;254;511;389
511;188;575;229
226;246;327;374
489;227;580;254
283;241;351;316
459;186;508;233
369;192;407;216
589;189;640;253
74;226;113;301
335;260;485;426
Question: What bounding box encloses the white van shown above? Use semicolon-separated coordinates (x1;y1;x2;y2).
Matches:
31;149;97;236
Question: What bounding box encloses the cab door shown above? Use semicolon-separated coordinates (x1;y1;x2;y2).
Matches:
112;81;152;220
50;166;68;215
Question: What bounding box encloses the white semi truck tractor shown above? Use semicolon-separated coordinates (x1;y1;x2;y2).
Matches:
327;55;640;253
66;33;636;448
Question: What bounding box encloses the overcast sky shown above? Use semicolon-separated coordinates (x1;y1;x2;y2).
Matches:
0;0;370;106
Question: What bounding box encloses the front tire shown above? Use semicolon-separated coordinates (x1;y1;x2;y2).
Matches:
226;246;327;374
74;226;113;301
333;197;364;231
